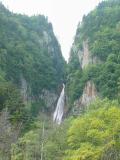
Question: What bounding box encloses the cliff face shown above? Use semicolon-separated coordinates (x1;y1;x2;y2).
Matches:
72;40;97;110
0;4;66;158
77;40;100;68
0;3;65;113
81;81;97;106
67;0;120;113
40;89;58;111
20;75;29;102
81;40;91;68
73;81;97;113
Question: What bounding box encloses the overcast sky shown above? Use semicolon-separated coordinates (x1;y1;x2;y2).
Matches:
1;0;103;60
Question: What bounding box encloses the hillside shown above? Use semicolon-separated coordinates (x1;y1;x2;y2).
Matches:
0;0;120;160
0;2;66;113
67;0;120;111
0;3;65;159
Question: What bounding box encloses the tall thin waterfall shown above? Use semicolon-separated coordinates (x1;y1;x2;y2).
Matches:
53;84;65;124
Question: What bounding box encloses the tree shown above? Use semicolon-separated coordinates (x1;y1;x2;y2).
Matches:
64;99;120;160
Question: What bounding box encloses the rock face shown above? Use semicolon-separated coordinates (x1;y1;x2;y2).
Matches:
20;76;58;111
80;41;97;105
73;40;98;111
0;3;65;112
81;81;97;106
77;40;100;68
20;75;29;102
40;89;58;111
20;74;58;112
73;81;97;114
81;40;91;68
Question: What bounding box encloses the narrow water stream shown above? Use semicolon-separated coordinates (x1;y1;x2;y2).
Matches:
53;84;65;124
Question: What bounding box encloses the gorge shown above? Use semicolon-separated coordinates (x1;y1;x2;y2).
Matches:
0;0;120;159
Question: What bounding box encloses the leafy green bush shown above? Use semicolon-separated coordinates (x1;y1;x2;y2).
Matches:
64;99;120;160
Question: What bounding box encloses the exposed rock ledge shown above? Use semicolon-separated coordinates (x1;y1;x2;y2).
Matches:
20;75;58;111
73;81;97;115
71;40;101;115
40;89;58;111
81;40;91;68
80;81;97;106
77;40;101;69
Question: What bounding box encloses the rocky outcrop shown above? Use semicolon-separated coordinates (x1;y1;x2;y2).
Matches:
81;81;97;106
81;40;91;68
73;40;98;111
20;76;58;111
81;41;97;105
40;89;58;111
73;81;97;113
77;40;100;68
20;75;28;102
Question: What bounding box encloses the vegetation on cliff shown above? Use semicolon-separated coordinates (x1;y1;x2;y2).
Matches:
10;99;120;160
67;0;120;105
0;3;65;159
0;0;120;160
0;2;65;119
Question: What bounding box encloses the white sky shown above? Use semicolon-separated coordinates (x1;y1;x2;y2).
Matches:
0;0;103;61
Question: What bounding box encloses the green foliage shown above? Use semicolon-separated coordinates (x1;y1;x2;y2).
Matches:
64;99;120;160
9;99;120;160
11;130;42;160
90;27;120;61
0;4;66;158
67;0;120;104
0;3;65;96
11;115;49;160
1;1;120;160
11;116;71;160
0;81;25;123
0;1;66;130
43;119;71;160
66;69;87;105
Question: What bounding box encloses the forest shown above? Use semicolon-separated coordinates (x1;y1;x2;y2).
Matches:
0;0;120;160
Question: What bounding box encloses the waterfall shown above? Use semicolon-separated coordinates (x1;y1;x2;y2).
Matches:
53;84;65;124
